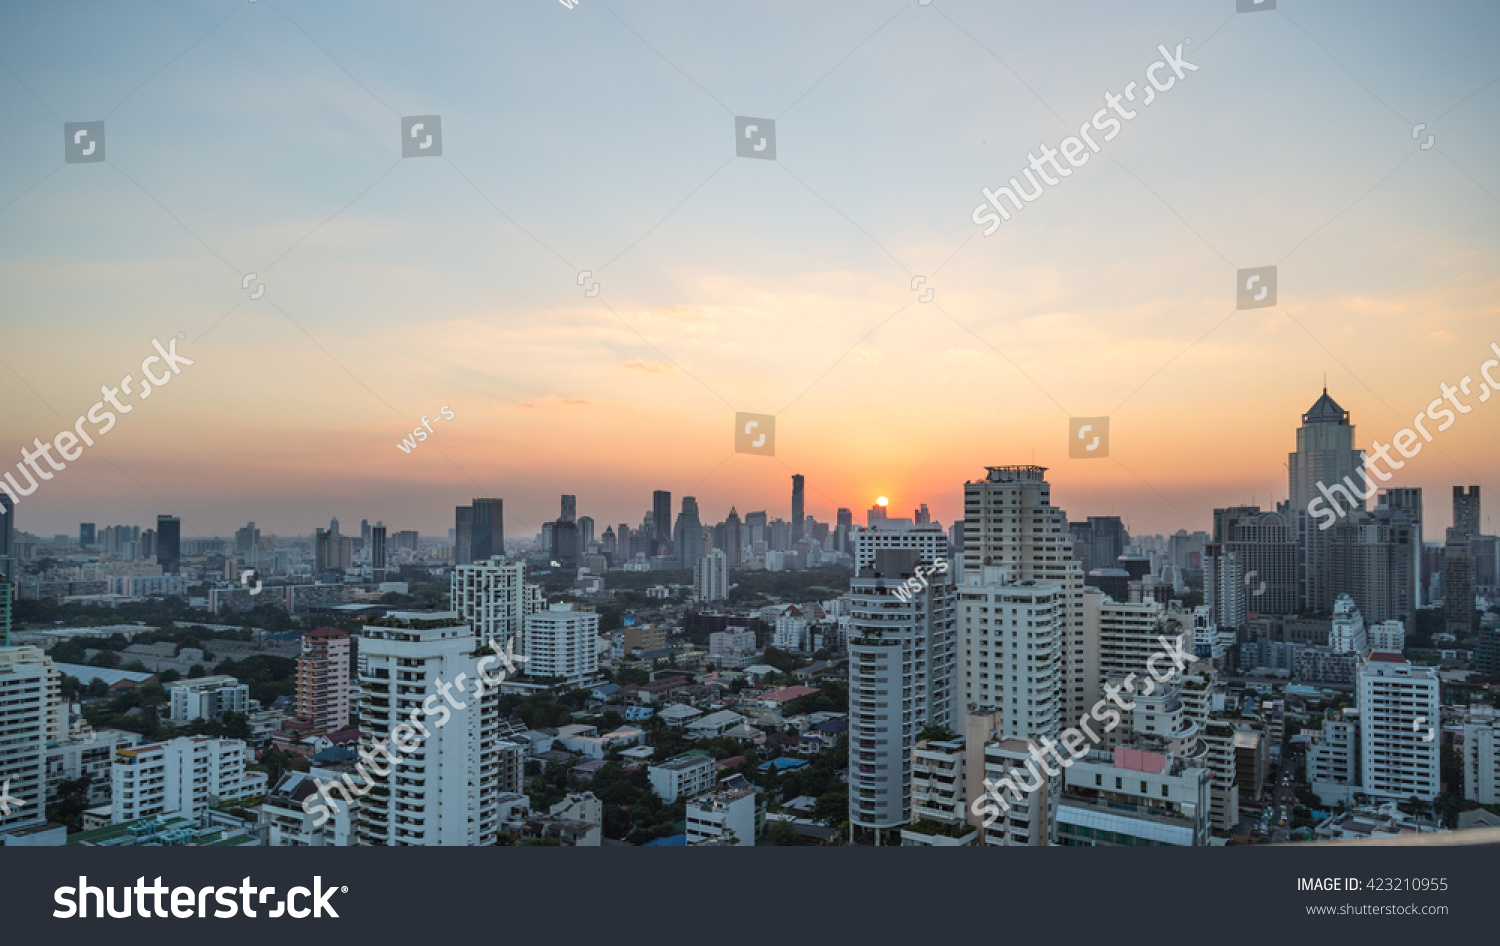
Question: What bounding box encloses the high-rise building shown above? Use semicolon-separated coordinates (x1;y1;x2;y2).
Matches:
1289;389;1366;613
297;627;352;734
0;576;13;647
79;522;95;548
964;466;1094;720
451;558;541;652
848;536;957;838
914;503;931;525
0;646;62;832
854;518;947;571
551;519;581;567
1443;538;1476;635
1217;507;1299;616
561;494;577;524
693;548;729;602
524;603;601;688
791;475;805;546
1464;706;1500;806
156;514;181;575
721;508;743;568
0;494;12;580
1357;653;1440;801
674;497;704;570
454;505;474;566
1328;594;1367;654
958;565;1063;743
1454;485;1481;538
356;612;504;846
653;490;672;554
371;523;387;569
577;515;594;552
744;510;767;549
112;736;265;824
471;498;504;562
1203;543;1245;631
1379;487;1424;604
361;519;371;547
865;502;887;528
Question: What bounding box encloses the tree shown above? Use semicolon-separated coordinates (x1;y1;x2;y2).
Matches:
188;664;207;679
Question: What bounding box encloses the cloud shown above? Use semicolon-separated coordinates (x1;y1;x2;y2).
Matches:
621;360;675;373
517;396;590;411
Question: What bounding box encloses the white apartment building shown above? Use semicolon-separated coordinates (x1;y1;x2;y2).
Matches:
111;736;267;823
692;548;729;602
0;646;63;833
957;566;1063;746
167;675;249;722
978;737;1052;847
1329;594;1368;655
1368;620;1406;654
1203;544;1245;631
1056;748;1212;847
355;611;504;846
1198;719;1242;832
1463;705;1499;805
848;543;958;836
260;768;355;846
910;736;969;828
296;627;352;734
1307;708;1360;804
46;729;141;807
773;611;809;651
964;466;1095;722
648;754;717;803
854;518;949;572
524;603;601;688
450;557;542;651
685;776;758;846
708;628;757;670
1357;653;1440;801
1093;592;1169;687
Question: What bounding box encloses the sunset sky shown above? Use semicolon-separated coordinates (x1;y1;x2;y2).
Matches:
2;0;1497;541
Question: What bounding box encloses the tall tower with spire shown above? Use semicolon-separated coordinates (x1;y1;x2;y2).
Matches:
1289;388;1366;612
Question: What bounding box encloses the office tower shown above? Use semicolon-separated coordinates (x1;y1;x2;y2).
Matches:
837;508;852;531
1328;504;1416;627
471;498;505;561
1464;706;1500;805
914;503;931;525
371;523;387;569
577;515;594;551
674;497;704;570
964;466;1094;720
296;627;352;733
722;508;743;568
1089;592;1168;686
616;524;631;561
235;521;260;555
551;519;580;567
1443;539;1476;635
561;494;577;524
79;522;95;548
1289;389;1367;612
0;646;62;832
866;502;887;528
768;518;789;553
139;529;155;560
1217;507;1299;616
959;565;1063;743
744;510;768;549
653;490;672;554
693;548;729;602
330;517;340;535
1203;543;1245;631
1368;620;1405;653
0;494;12;580
451;558;541;651
1357;653;1440;801
848;534;957;839
853;518;946;571
455;505;474;565
314;528;331;574
1454;485;1481;537
1379;487;1424;605
524;603;601;688
791;475;805;546
111;736;264;824
601;526;616;558
356;612;504;846
156;514;181;574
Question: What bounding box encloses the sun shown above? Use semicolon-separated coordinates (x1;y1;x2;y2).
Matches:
876;496;888;507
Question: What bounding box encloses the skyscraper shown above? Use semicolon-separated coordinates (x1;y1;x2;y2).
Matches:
79;522;95;548
653;490;672;554
1379;487;1424;605
360;519;371;547
0;494;12;580
577;515;594;551
471;498;504;561
848;534;957;839
791;475;805;546
371;523;387;569
964;466;1094;720
693;548;729;602
674;496;704;570
1454;485;1481;538
0;646;63;832
455;505;473;565
156;515;181;575
722;507;743;567
1289;389;1366;612
560;494;577;523
296;627;351;734
451;558;541;651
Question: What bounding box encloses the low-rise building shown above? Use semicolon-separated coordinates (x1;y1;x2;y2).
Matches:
111;737;267;824
166;675;250;722
46;729;141;807
685;776;758;846
1056;748;1212;847
648;753;717;803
